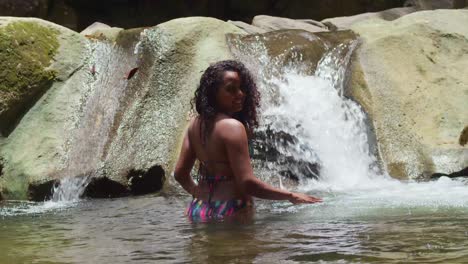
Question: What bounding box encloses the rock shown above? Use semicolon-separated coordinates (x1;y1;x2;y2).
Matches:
101;17;245;194
228;20;267;34
322;7;418;30
349;9;468;179
126;165;165;195
228;29;356;77
252;15;328;33
0;18;59;136
80;21;123;42
431;166;468;179
0;17;243;201
252;127;321;181
0;17;88;200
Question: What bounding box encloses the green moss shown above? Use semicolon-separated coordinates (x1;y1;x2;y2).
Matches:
0;21;59;134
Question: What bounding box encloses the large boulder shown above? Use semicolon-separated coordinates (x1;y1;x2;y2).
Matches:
349;9;468;179
0;16;244;201
0;17;88;199
0;18;58;136
100;17;245;195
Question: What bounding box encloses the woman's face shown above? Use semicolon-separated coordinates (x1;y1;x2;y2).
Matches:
216;71;245;114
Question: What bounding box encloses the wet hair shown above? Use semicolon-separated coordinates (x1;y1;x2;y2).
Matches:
192;60;260;142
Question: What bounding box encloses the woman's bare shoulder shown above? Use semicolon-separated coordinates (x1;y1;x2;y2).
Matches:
187;116;198;131
216;118;247;142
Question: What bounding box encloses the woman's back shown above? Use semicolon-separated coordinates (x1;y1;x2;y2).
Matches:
174;60;321;222
188;115;250;202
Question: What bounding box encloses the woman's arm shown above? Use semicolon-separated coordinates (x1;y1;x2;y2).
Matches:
221;119;322;204
174;128;198;197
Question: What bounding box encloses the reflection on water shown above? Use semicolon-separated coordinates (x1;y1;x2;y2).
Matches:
2;185;468;263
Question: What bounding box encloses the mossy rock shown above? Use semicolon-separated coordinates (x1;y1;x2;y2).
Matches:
0;21;59;136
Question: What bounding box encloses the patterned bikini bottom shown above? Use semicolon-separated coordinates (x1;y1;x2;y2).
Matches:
185;198;251;222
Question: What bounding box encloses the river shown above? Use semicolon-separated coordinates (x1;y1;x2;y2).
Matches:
2;179;468;263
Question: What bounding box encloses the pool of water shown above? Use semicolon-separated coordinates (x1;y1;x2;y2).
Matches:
2;177;468;264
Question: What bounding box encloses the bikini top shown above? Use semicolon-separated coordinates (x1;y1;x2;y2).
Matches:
196;141;254;200
196;161;231;204
188;122;254;203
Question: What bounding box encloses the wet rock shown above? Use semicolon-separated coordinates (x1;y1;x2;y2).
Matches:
431;166;468;179
27;179;56;201
101;17;245;192
0;17;241;201
83;177;129;198
228;29;356;76
0;17;87;200
127;165;165;195
349;9;468;179
252;127;321;180
252;15;328;33
460;125;468;146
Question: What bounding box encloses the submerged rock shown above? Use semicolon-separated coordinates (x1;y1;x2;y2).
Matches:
349;9;468;179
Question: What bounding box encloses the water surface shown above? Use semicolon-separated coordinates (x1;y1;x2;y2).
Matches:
2;178;468;264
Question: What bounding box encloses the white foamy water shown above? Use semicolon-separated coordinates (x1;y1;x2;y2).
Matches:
0;200;76;217
263;73;381;190
248;38;468;210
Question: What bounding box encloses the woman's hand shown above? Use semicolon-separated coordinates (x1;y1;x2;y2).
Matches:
288;192;322;204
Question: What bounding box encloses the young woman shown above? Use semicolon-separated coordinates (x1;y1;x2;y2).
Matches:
174;60;322;221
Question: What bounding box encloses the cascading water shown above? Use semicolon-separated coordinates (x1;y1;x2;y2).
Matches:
255;39;384;190
263;43;383;190
51;41;138;202
229;33;468;211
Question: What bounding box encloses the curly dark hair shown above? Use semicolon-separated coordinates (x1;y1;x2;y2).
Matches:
192;60;260;142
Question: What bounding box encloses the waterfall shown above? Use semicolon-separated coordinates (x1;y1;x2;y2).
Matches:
228;33;387;191
263;44;383;190
51;41;138;202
